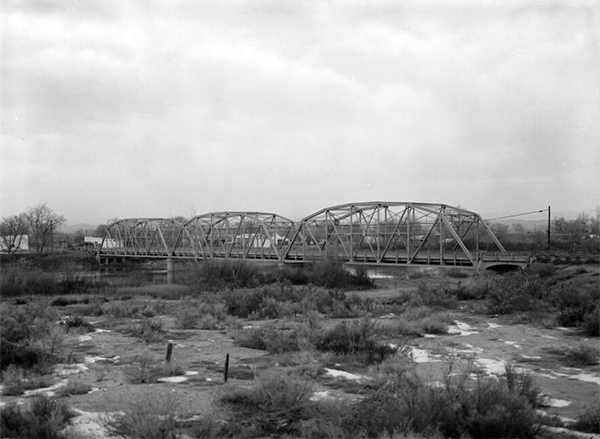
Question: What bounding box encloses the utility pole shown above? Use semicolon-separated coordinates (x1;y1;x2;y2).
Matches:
547;206;551;251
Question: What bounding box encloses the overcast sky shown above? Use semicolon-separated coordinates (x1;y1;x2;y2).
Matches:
1;0;598;225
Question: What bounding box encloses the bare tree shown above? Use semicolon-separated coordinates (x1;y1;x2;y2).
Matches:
25;204;66;254
0;213;29;259
589;207;600;235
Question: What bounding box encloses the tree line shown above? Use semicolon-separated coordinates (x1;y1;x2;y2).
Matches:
0;204;66;259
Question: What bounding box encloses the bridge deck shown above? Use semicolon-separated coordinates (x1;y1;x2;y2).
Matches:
98;247;530;268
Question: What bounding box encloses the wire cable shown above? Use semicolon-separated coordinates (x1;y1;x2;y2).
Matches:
487;209;548;221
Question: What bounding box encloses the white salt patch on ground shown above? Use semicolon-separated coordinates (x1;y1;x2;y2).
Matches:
570;373;600;385
157;376;188;383
84;355;120;364
423;334;437;338
324;368;365;381
310;391;332;401
475;358;507;375
504;341;522;349
544;398;571;408
78;334;93;342
89;388;104;394
447;321;478;336
541;369;600;385
55;363;88;376
520;355;541;360
487;323;502;329
410;347;442;363
534;373;558;380
543;426;600;439
23;379;68;397
369;273;395;279
184;371;199;376
94;328;112;333
455;345;484;355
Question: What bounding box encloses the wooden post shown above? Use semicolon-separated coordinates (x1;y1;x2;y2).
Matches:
224;353;230;383
165;342;174;362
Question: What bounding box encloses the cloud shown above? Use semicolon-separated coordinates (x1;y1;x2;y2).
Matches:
1;0;598;223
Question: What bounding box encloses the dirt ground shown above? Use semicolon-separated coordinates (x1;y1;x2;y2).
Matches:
1;266;599;439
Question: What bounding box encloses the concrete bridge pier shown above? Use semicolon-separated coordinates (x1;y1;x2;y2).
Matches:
166;258;174;284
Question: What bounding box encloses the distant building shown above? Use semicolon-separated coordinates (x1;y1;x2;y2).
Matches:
84;236;103;249
233;233;290;248
84;236;123;249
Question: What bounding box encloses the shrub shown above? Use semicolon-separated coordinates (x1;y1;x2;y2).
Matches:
315;317;396;364
583;308;600;337
419;317;449;335
0;302;66;373
122;354;161;384
382;318;422;337
108;389;181;439
0;395;74;438
310;259;374;290
534;264;558;278
349;364;540;439
551;281;599;330
504;364;541;407
59;315;94;333
233;325;301;354
413;283;459;309
218;369;313;436
563;343;600;367
480;273;557;318
130;318;165;343
103;300;141;319
56;379;92;397
573;400;600;433
181;260;262;292
176;299;228;329
254;369;314;412
1;364;54;396
51;297;79;307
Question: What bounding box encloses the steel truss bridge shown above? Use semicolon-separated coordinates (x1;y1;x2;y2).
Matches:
97;202;531;271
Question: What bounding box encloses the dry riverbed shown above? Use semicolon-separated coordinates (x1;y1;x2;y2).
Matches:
1;267;599;439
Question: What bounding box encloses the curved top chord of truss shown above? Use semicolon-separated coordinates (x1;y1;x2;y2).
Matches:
282;201;505;265
173;212;299;261
101;218;184;257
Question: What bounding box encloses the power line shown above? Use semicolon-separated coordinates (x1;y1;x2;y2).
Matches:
487;209;548;221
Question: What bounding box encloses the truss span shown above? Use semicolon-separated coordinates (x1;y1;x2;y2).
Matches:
100;218;184;258
282;202;514;268
97;203;530;270
173;212;298;261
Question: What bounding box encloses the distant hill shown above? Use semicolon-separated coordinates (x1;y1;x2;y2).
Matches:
59;223;99;234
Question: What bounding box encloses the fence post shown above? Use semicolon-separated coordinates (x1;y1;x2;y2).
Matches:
224;353;230;383
165;342;174;362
